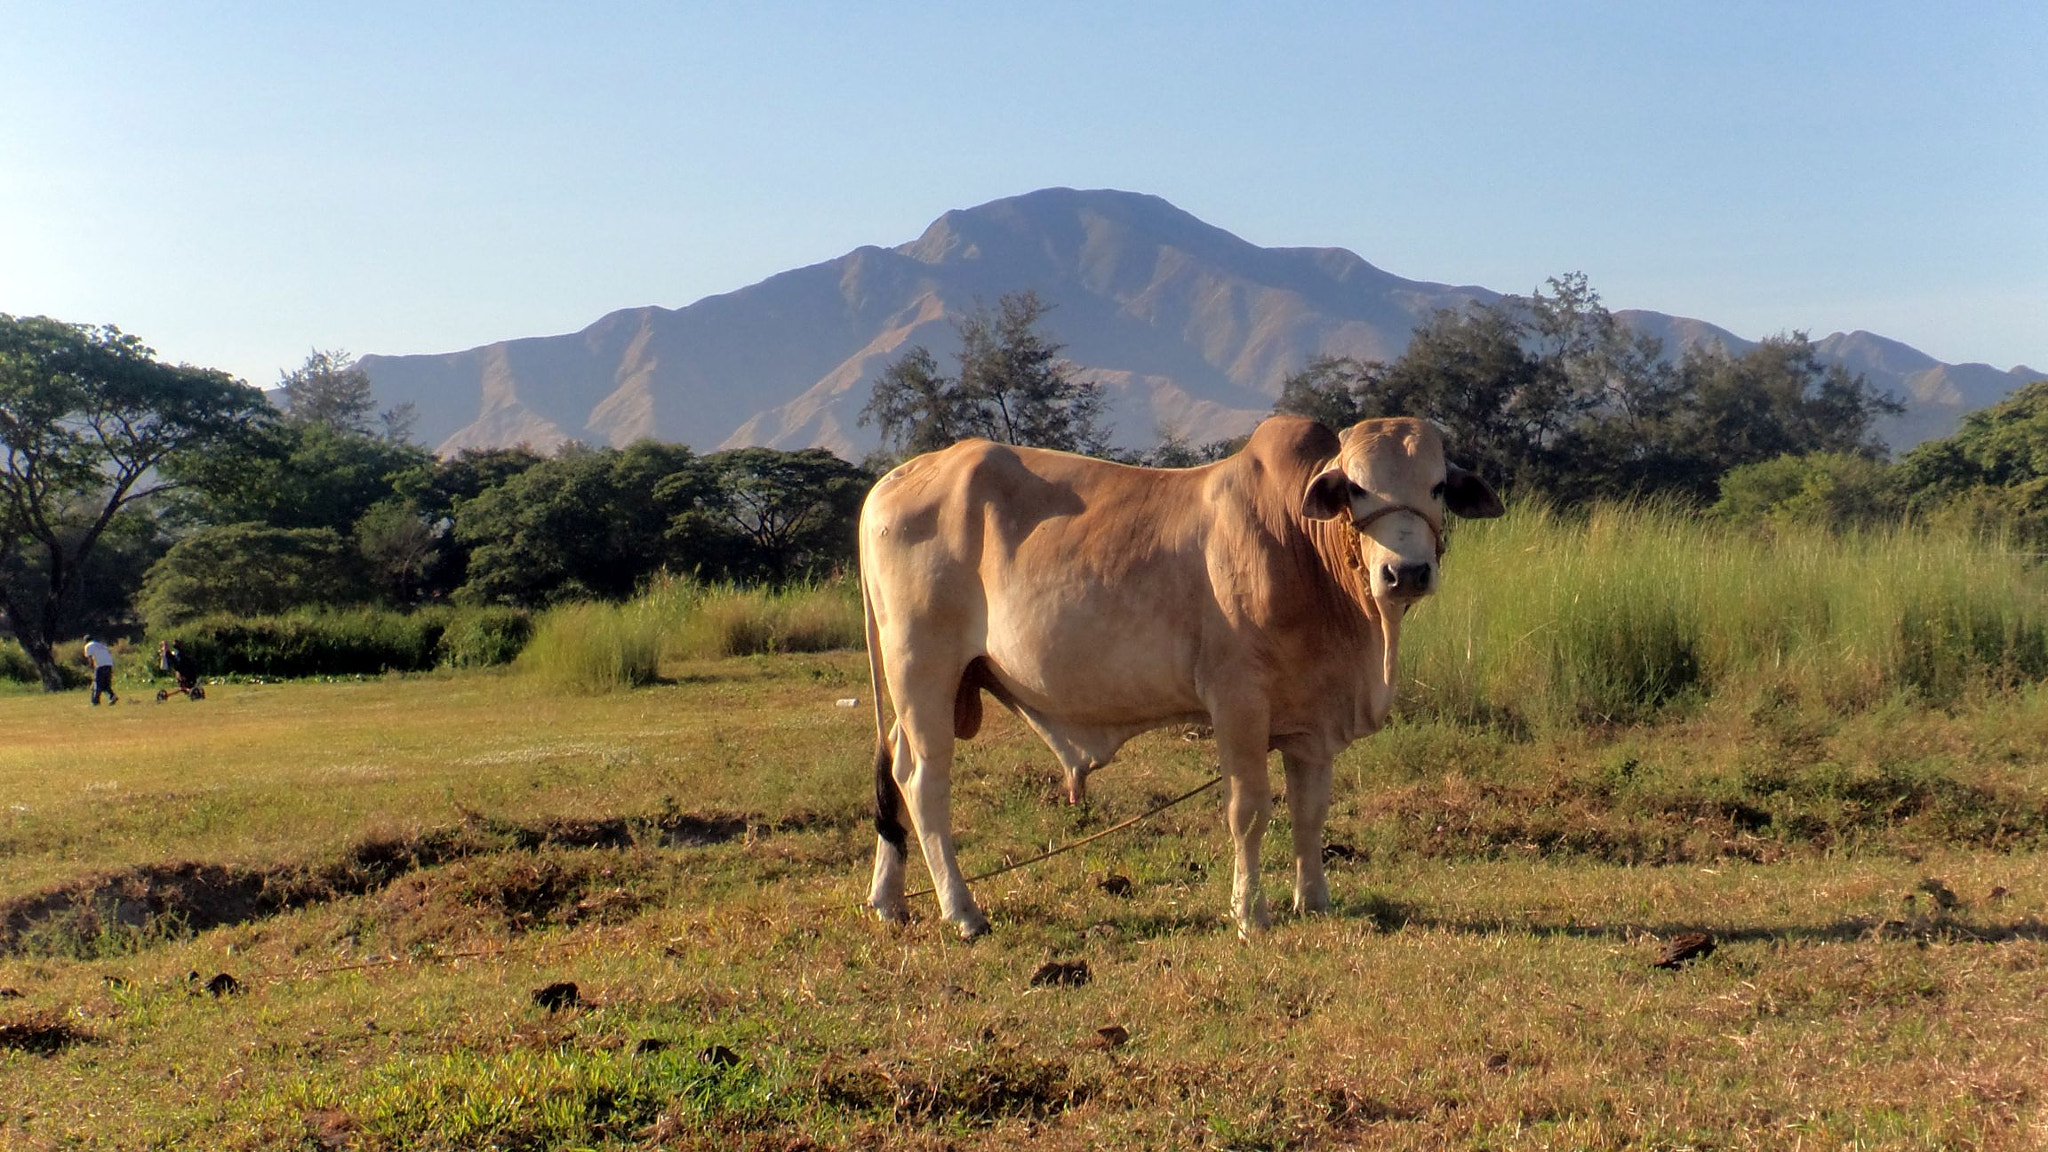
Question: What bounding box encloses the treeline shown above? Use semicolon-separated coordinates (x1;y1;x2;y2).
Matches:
8;282;2047;688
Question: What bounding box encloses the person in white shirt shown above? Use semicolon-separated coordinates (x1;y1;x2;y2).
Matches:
81;639;117;706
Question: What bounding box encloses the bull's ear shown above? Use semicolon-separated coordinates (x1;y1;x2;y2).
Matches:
1445;463;1505;519
1301;466;1355;521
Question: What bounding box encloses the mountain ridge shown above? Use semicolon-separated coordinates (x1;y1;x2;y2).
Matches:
358;188;2043;459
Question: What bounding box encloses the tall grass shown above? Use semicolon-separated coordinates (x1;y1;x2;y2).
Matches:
517;575;864;692
1406;503;2048;727
513;510;2048;711
516;602;665;694
642;574;863;660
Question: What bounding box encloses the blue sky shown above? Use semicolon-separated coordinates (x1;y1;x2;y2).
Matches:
3;2;2042;388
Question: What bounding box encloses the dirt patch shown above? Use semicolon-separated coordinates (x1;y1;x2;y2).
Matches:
0;1008;92;1055
0;809;760;957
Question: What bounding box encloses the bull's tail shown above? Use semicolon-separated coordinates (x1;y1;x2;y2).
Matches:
863;572;908;855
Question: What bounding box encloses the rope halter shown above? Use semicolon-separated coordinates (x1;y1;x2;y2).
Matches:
1349;501;1445;560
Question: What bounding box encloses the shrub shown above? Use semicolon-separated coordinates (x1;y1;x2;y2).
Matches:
166;608;453;678
437;607;533;668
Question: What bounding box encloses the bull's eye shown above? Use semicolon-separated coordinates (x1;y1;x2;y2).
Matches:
1430;481;1446;499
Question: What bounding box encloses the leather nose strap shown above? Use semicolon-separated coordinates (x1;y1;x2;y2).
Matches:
1351;503;1444;558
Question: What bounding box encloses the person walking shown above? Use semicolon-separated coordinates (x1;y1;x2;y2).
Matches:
82;638;118;706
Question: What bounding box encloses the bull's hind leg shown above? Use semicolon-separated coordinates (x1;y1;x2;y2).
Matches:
885;658;991;939
1283;750;1333;915
868;722;913;924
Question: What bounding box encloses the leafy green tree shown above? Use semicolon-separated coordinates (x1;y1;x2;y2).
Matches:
138;523;364;629
454;443;705;607
170;420;429;534
672;448;871;582
385;446;549;599
861;290;1108;461
353;499;445;605
1891;379;2048;541
0;315;268;688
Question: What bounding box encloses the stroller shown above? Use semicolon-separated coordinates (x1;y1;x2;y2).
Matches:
155;641;206;702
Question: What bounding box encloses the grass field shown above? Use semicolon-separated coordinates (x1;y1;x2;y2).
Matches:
3;646;2048;1150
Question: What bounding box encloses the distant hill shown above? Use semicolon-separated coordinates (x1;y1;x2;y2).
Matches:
358;188;2042;458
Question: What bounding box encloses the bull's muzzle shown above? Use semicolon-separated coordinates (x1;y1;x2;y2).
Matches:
1378;561;1434;598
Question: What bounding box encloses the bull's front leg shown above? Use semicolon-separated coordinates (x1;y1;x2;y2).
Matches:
1212;702;1273;937
1282;750;1333;915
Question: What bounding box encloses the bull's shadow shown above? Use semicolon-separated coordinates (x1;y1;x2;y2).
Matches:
1322;889;2048;947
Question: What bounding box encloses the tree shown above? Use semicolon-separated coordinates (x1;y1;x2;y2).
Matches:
1659;334;1901;501
860;290;1108;461
138;524;364;630
0;315;268;689
278;349;414;441
672;448;870;582
386;446;549;598
353;499;445;605
1273;356;1384;431
957;291;1108;454
857;346;976;463
170;420;429;534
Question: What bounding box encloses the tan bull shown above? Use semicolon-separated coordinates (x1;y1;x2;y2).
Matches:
859;415;1503;938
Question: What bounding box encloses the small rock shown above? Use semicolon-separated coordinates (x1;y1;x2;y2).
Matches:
834;697;859;708
1989;885;2011;902
1029;960;1091;988
633;1038;670;1055
0;988;22;1000
698;1043;741;1068
1092;1024;1129;1049
1098;874;1133;897
530;982;581;1011
205;972;243;997
1322;842;1362;864
1652;931;1716;969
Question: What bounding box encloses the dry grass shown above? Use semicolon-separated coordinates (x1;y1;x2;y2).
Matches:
2;654;2047;1149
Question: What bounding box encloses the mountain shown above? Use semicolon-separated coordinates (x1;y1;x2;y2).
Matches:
357;188;2042;459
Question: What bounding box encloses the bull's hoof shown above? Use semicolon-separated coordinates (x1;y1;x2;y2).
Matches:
868;898;910;925
952;911;991;940
1233;901;1272;941
1292;889;1331;916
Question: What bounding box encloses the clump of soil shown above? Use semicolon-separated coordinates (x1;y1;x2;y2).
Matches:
817;1050;1092;1124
